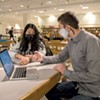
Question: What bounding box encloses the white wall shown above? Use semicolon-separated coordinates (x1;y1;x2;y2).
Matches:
37;12;100;27
0;15;23;34
77;12;100;27
0;23;3;34
0;12;100;34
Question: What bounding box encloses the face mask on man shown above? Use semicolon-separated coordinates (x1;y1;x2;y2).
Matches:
25;34;34;42
59;28;69;39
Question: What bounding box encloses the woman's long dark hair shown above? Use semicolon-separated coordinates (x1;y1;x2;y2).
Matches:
19;23;43;54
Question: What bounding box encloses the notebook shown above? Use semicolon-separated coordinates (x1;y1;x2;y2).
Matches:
0;49;38;81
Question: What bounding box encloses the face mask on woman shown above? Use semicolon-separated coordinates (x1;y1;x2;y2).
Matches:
59;28;69;39
25;34;34;42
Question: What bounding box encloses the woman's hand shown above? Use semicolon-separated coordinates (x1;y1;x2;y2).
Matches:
19;56;30;65
15;54;30;65
15;54;23;60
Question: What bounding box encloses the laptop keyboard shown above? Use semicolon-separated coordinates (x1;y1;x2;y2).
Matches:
13;67;27;78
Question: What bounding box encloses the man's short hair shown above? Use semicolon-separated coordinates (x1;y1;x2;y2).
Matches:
58;11;79;29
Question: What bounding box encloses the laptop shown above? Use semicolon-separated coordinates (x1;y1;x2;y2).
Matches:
0;49;38;81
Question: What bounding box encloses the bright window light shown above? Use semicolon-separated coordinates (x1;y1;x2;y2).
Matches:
84;12;96;24
15;24;20;29
48;15;56;22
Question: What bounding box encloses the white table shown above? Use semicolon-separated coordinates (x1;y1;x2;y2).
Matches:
0;62;60;100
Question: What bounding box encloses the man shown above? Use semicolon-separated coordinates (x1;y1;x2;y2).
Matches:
8;27;16;43
29;11;100;100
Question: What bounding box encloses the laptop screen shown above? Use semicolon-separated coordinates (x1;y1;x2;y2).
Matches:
0;49;14;77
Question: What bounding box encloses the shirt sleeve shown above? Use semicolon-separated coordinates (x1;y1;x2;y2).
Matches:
38;42;46;55
42;44;69;64
9;42;20;58
64;38;100;83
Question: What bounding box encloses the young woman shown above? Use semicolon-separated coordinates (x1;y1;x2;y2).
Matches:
13;23;46;65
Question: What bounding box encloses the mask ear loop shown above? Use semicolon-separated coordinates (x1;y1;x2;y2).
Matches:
63;24;69;31
70;28;75;35
63;24;67;29
64;24;75;35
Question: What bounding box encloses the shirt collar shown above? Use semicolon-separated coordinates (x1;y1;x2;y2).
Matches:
72;29;85;43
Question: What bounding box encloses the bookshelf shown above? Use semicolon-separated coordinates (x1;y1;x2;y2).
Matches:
6;28;23;34
41;27;63;40
83;27;100;38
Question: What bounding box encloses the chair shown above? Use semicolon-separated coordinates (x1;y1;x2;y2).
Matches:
46;40;67;55
0;40;13;50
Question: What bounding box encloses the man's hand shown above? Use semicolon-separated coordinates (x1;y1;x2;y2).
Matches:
54;63;67;74
27;51;44;62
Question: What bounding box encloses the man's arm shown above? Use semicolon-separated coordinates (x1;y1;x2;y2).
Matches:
42;45;69;64
64;38;100;83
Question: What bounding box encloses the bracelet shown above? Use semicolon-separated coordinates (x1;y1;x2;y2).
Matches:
29;58;32;63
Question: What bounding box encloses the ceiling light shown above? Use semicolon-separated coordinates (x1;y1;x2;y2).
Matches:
54;8;57;10
15;12;18;14
80;5;83;7
0;9;2;11
20;5;24;8
34;16;39;18
82;6;89;9
58;9;64;11
66;2;68;4
38;11;44;13
9;8;12;11
80;5;89;9
1;0;4;1
48;1;52;4
66;0;69;4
